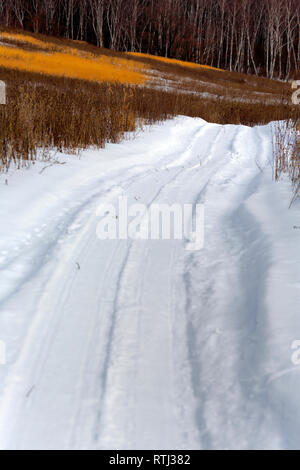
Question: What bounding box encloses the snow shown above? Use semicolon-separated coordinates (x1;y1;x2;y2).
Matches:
0;116;299;450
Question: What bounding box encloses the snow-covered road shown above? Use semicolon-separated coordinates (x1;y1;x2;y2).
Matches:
0;117;299;450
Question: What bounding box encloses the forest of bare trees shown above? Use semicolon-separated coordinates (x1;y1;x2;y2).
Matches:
0;0;299;79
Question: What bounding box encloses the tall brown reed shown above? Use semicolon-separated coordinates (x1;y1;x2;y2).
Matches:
273;110;300;206
0;67;295;171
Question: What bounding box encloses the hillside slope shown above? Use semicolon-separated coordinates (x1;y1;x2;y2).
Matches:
0;29;295;171
0;29;291;104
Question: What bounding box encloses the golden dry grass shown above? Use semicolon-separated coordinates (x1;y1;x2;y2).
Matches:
128;52;224;72
0;31;146;85
1;31;59;51
0;31;226;88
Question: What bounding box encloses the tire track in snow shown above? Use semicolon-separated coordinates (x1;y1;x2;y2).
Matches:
1;118;292;450
0;119;213;449
92;122;215;449
0;162;188;449
172;125;245;449
179;125;284;449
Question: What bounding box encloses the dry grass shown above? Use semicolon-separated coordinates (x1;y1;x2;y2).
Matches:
126;49;290;104
273;113;300;206
0;29;296;173
0;29;290;101
0;31;146;85
128;52;224;72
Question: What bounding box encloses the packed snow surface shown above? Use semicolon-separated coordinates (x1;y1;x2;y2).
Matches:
0;116;299;450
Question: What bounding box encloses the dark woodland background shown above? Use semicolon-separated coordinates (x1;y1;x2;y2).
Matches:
0;0;299;79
